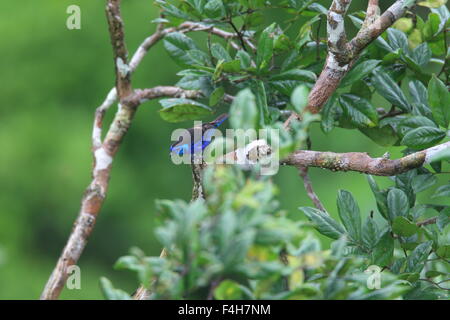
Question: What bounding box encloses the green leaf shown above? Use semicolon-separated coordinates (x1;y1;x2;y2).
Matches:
204;0;225;19
229;88;258;130
409;80;428;107
336;190;361;242
411;43;432;66
187;49;210;66
398;272;420;283
114;256;141;271
209;87;225;106
425;270;446;278
433;184;450;198
291;85;310;113
321;95;338;133
387;188;409;222
424;13;442;40
371;231;394;266
222;60;241;73
350;81;372;100
340;60;380;87
214;280;244;300
428;74;450;128
256;23;276;71
367;175;389;220
418;0;448;8
359;125;398;147
159;2;191;20
362;217;379;250
401;126;446;149
253;80;269;124
176;74;213;94
409;80;432;118
339;94;378;128
308;3;328;15
163;32;198;66
300;207;346;240
372;68;411;112
436;244;450;258
211;43;232;62
236;50;252;69
273;31;291;54
411;174;437;193
270;69;317;82
406;241;433;273
186;0;205;14
159;98;212;123
387;28;410;54
213;59;224;81
437;208;450;232
392;217;419;237
431;5;449;32
99;277;131;300
398;116;437;137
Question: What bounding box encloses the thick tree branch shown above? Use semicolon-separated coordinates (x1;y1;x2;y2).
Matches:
220;139;449;176
106;0;132;99
306;0;353;114
306;0;418;114
364;0;380;27
282;141;450;176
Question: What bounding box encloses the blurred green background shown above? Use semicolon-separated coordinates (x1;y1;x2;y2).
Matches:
0;0;447;299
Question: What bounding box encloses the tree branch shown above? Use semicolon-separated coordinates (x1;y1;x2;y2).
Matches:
417;216;438;227
106;0;132;99
220;139;449;176
282;141;450;176
306;0;418;114
298;167;326;211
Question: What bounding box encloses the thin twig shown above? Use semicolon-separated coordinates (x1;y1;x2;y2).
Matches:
298;167;326;212
416;217;438;227
418;278;450;291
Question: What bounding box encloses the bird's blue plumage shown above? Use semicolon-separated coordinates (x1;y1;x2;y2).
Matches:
170;113;228;156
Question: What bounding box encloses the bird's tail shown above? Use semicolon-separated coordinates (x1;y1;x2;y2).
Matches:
210;113;228;127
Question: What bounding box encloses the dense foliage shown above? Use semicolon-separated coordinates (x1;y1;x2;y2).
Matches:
96;0;449;300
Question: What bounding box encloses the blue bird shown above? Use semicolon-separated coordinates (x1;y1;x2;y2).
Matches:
170;113;228;157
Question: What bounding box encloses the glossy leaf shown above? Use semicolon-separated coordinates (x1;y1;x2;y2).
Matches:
372;231;394;266
229;88;258;130
428;75;450;128
291;85;310;113
339;94;378;128
372;68;411;112
392;217;419;237
387;188;409;222
401;126;446;149
159;98;212;122
406;241;433;273
336;190;361;242
300;207;346;240
340;60;380;87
